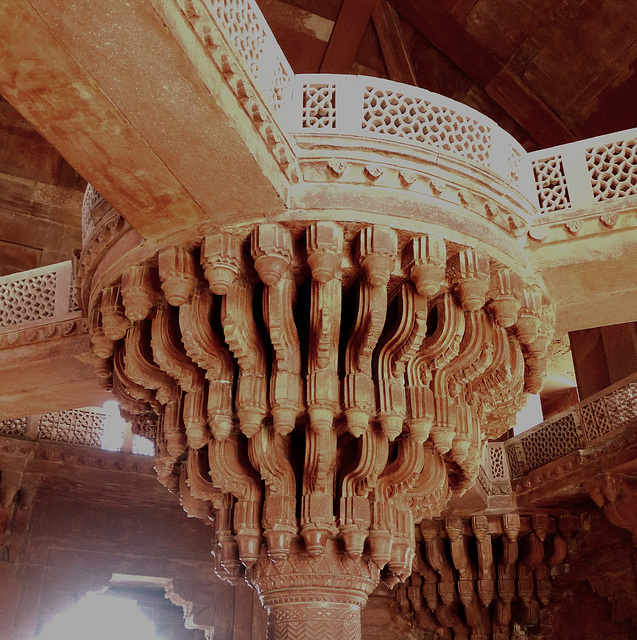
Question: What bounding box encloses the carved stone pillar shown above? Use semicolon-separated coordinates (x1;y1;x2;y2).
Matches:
80;198;555;640
250;541;379;640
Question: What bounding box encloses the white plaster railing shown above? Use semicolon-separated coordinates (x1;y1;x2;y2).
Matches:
283;74;532;195
0;261;80;332
166;0;637;225
193;0;294;113
504;373;637;478
527;127;637;217
0;408;154;455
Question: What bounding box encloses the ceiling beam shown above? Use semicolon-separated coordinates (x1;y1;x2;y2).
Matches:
372;1;418;85
320;0;377;73
386;0;576;146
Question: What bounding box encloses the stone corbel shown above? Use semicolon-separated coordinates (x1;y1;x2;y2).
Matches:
202;233;268;438
208;435;263;568
448;249;490;311
406;445;450;522
121;264;161;322
370;438;425;583
158;245;198;306
302;222;343;556
213;491;244;585
179;285;235;440
124;320;179;406
343;226;396;437
586;474;637;542
419;520;459;623
495;514;520;630
446;517;475;608
338;431;389;559
89;304;116;359
247;424;297;562
376;282;428;441
251;224;303;436
152;302;208;449
487;268;522;328
100;284;130;340
407;292;465;453
179;465;213;522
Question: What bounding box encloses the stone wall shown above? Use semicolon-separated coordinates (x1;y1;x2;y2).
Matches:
0;95;84;276
0;436;266;640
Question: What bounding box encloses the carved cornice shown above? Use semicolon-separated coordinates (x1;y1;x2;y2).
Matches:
0;316;87;351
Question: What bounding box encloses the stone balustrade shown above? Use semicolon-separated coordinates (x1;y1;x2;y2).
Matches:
0;407;153;455
171;0;637;225
284;74;529;195
0;261;80;339
478;374;637;488
528;129;637;217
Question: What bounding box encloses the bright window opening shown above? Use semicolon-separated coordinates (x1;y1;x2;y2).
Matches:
36;593;160;640
102;400;127;451
101;400;154;456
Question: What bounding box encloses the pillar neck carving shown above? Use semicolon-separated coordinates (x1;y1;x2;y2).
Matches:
81;219;554;639
250;541;379;640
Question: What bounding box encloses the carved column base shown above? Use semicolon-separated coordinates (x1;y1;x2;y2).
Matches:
249;541;380;640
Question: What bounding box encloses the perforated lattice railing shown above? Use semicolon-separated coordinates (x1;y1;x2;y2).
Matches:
0;417;27;438
290;75;526;190
0;272;57;327
504;377;637;478
0;262;79;331
528;130;637;216
360;86;492;164
531;155;571;214
162;0;637;220
195;0;293;113
586;138;637;201
0;408;154;456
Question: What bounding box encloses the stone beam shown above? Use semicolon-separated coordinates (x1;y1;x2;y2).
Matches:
530;227;637;333
0;0;285;242
0;327;110;420
319;0;377;73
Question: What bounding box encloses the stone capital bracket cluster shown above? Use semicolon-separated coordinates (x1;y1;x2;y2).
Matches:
79;206;554;639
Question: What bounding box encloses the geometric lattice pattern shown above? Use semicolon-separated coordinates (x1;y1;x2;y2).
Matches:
580;399;614;442
505;442;523;478
505;380;637;478
37;409;106;447
518;413;583;473
489;445;506;479
0;416;27;437
271;60;293;112
362;87;491;164
586;138;637;201
210;0;267;78
582;382;637;441
302;84;337;129
532;155;571;214
0;272;57;327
